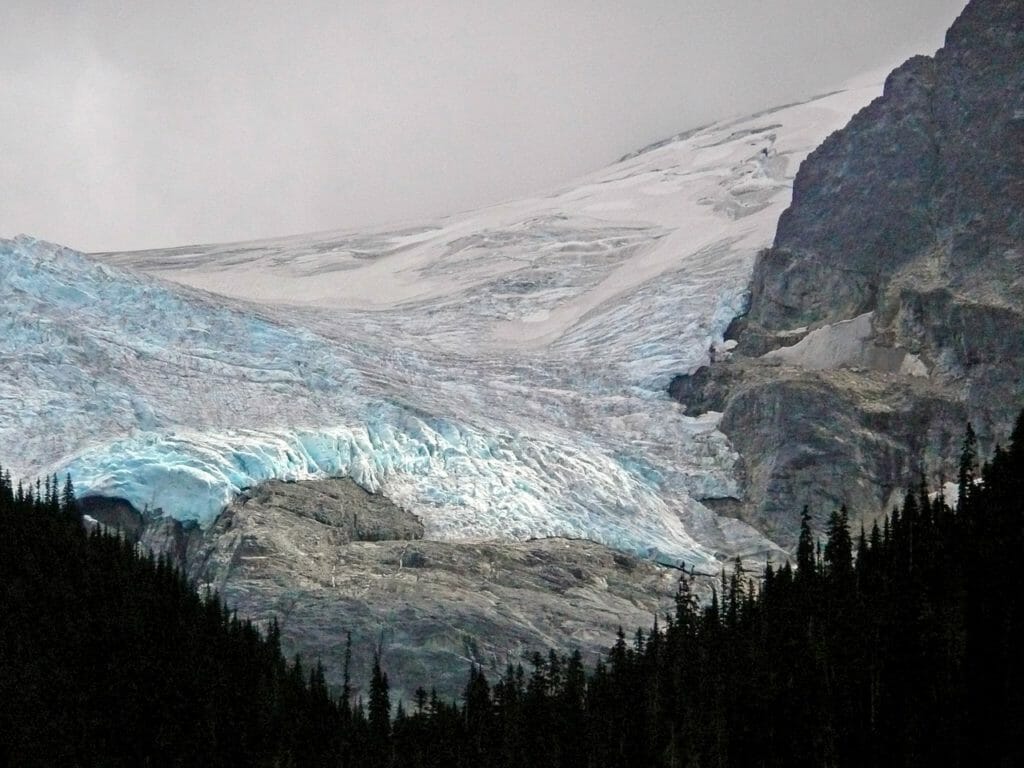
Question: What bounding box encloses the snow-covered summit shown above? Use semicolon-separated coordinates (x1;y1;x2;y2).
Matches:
2;77;883;567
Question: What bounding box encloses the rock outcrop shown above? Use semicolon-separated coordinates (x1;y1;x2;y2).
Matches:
108;479;681;703
673;0;1024;543
744;0;1023;344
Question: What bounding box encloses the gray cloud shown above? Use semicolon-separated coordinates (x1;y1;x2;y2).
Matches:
1;0;966;252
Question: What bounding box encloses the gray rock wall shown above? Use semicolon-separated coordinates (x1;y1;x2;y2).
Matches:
113;479;681;704
673;0;1024;544
747;0;1023;341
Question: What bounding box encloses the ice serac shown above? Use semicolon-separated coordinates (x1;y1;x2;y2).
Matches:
673;0;1024;544
3;77;879;567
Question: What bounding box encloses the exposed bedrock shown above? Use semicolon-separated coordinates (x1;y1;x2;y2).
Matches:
99;478;680;704
674;362;968;546
744;0;1024;343
673;0;1024;543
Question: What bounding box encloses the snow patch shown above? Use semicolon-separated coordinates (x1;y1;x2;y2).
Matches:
764;313;875;370
763;312;929;377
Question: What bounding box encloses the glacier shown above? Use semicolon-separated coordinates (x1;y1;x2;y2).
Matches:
1;75;883;569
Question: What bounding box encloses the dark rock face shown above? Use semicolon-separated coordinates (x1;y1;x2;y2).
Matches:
139;515;204;568
79;496;145;539
747;0;1023;340
675;0;1024;543
687;363;968;545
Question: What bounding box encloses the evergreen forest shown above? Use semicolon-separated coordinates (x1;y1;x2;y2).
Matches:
1;413;1022;766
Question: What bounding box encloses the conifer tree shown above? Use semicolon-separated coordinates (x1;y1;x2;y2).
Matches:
958;421;979;513
368;653;392;763
824;506;853;584
61;474;77;519
796;505;815;575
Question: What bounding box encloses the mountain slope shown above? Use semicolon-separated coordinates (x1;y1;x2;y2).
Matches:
672;0;1023;542
2;78;881;570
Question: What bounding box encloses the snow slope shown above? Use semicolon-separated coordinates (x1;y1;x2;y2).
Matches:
2;76;883;568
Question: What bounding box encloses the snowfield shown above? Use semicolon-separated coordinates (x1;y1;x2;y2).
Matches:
1;76;882;569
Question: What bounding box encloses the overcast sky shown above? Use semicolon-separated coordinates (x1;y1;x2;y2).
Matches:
1;0;966;253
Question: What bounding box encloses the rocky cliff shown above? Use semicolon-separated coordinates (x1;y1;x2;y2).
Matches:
672;0;1024;544
89;480;682;703
747;0;1023;354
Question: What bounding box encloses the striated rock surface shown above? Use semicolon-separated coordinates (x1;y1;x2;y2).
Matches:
123;479;681;704
673;0;1024;542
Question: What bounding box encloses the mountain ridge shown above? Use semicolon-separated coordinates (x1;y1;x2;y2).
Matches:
672;0;1024;542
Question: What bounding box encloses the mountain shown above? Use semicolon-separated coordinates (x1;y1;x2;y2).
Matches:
4;0;1020;748
671;0;1024;543
0;76;889;697
17;0;1020;691
2;76;879;569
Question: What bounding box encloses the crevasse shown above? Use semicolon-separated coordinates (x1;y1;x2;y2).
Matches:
1;76;883;567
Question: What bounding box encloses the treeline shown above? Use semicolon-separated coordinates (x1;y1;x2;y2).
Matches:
372;415;1024;767
2;412;1023;766
0;472;345;766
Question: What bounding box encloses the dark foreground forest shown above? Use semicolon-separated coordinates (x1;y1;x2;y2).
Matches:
2;413;1022;767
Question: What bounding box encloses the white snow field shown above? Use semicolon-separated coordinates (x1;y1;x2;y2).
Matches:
1;76;882;569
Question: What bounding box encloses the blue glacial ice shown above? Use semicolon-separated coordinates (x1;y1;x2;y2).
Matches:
1;234;758;570
0;81;884;568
